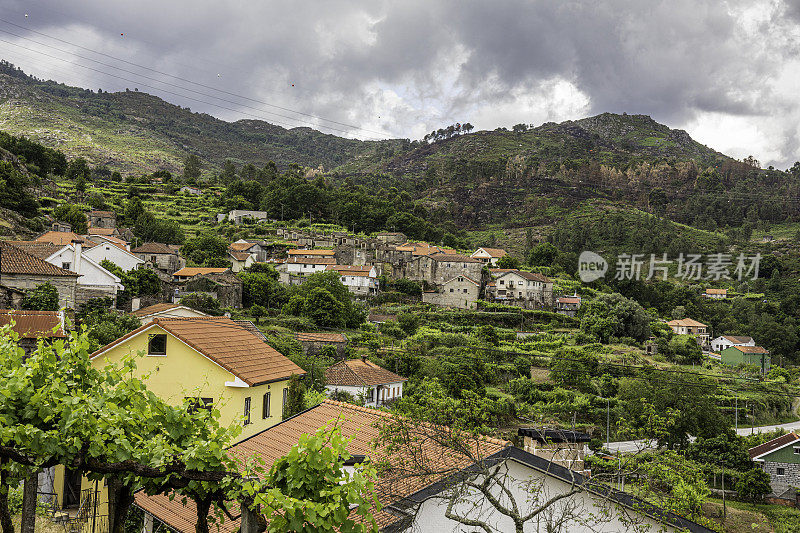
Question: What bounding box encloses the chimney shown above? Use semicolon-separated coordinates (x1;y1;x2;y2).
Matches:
71;239;83;274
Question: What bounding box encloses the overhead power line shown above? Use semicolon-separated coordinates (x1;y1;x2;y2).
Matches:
0;38;387;140
0;18;393;139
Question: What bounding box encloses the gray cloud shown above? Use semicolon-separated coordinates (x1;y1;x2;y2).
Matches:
1;0;799;166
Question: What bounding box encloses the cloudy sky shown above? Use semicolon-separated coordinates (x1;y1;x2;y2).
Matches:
1;0;799;168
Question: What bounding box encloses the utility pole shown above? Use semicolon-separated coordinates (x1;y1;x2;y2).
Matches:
735;393;738;431
722;462;727;522
606;398;610;449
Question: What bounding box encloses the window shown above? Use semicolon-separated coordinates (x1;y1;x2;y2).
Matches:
449;288;454;293
148;334;167;356
794;447;800;455
262;392;271;419
777;467;786;476
243;397;251;425
62;262;71;270
499;280;505;286
463;288;468;293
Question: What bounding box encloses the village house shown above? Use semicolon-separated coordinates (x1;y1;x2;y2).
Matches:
175;271;243;309
133;400;715;533
0;241;79;309
179;186;202;195
131;302;209;324
375;231;407;244
228;250;255;272
470;247;508;266
172;267;229;283
50;220;72;233
230;240;268;261
721;345;771;373
486;269;554;308
422;274;480;310
287;248;336;259
131;242;185;274
666;318;710;348
50;317;305;514
406;252;483;285
82;239;144;271
703;288;728;299
518;428;591;473
88;210;116;229
22;239;124;305
0;309;67;355
285;257;336;277
295;331;348;357
325;357;407;406
711;335;755;353
218;210;271;224
555;294;582;317
749;432;800;498
325;264;379;296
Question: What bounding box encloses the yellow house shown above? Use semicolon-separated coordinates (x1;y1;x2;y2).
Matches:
51;317;304;525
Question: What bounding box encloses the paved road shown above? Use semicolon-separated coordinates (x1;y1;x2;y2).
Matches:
604;419;800;453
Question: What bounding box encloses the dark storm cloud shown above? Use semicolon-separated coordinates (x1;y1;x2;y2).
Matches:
1;0;798;165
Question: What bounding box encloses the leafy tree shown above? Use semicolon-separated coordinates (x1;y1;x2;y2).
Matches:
282;375;307;419
180;293;223;316
239;267;286;309
181;232;229;266
580;292;652;343
0;161;38;216
396;313;419;336
688;431;752;471
304;287;345;328
436;349;487;398
667;335;702;365
20;283;59;311
735;468;771;502
65;157;91;181
527;242;558;266
549;347;599;393
494;255;519;269
250;304;266;324
473;324;499;346
182;154;202;180
76;297;141;351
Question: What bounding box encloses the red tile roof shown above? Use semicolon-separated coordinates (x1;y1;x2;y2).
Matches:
325;358;407;387
6;241;63;259
667;318;708;328
173;267;229;277
0;242;79;277
134;400;508;532
35;231;85;246
287;257;336;265
229;242;257;252
92;317;304;386
228;251;252;261
730;345;769;354
749;432;800;460
0;310;66;338
87;227;115;236
424;253;481;263
287;249;335;256
473;247;508;258
131;242;176;254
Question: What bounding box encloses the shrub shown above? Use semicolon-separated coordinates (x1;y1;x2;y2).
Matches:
735;468;771;502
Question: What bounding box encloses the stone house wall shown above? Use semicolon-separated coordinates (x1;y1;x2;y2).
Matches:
1;274;77;309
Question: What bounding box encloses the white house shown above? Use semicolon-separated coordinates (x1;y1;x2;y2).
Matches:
286;257;336;276
422;275;480;309
324;357;407;407
325;265;378;296
711;335;755;353
83;240;145;271
470;247;508;266
44;240;123;304
487;269;554;308
132;303;209;325
217;210;271;224
228;250;256;273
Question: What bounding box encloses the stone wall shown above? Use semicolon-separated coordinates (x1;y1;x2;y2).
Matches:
762;461;800;496
1;274;77;309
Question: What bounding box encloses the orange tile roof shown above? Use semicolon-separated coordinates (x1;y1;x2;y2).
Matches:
325;358;407;387
295;332;347;343
0;242;79;277
229;242;257;251
131;242;176;254
87;227;115;236
130;303;208;318
667;318;708;328
228;251;252;261
424;253;481;263
730;345;769;354
473;247;508;258
6;241;63;259
0;310;66;338
557;296;581;304
287;257;336;265
92;317;304;386
134;400;508;532
92;235;128;250
705;288;728;294
287;249;335;256
173;267;229;277
35;231;84;246
721;335;753;344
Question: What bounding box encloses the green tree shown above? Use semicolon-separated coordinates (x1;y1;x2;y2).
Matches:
250;304;266;325
580;292;652;343
735;468;771;502
239;268;286;309
20;283;59;311
65;157;91;181
667;335;702;365
0;161;38;216
183;154;202;180
180;293;223;316
304;287;345;328
181;232;229;266
53;204;89;233
495;255;520;269
527;242;558;266
549;347;599;393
